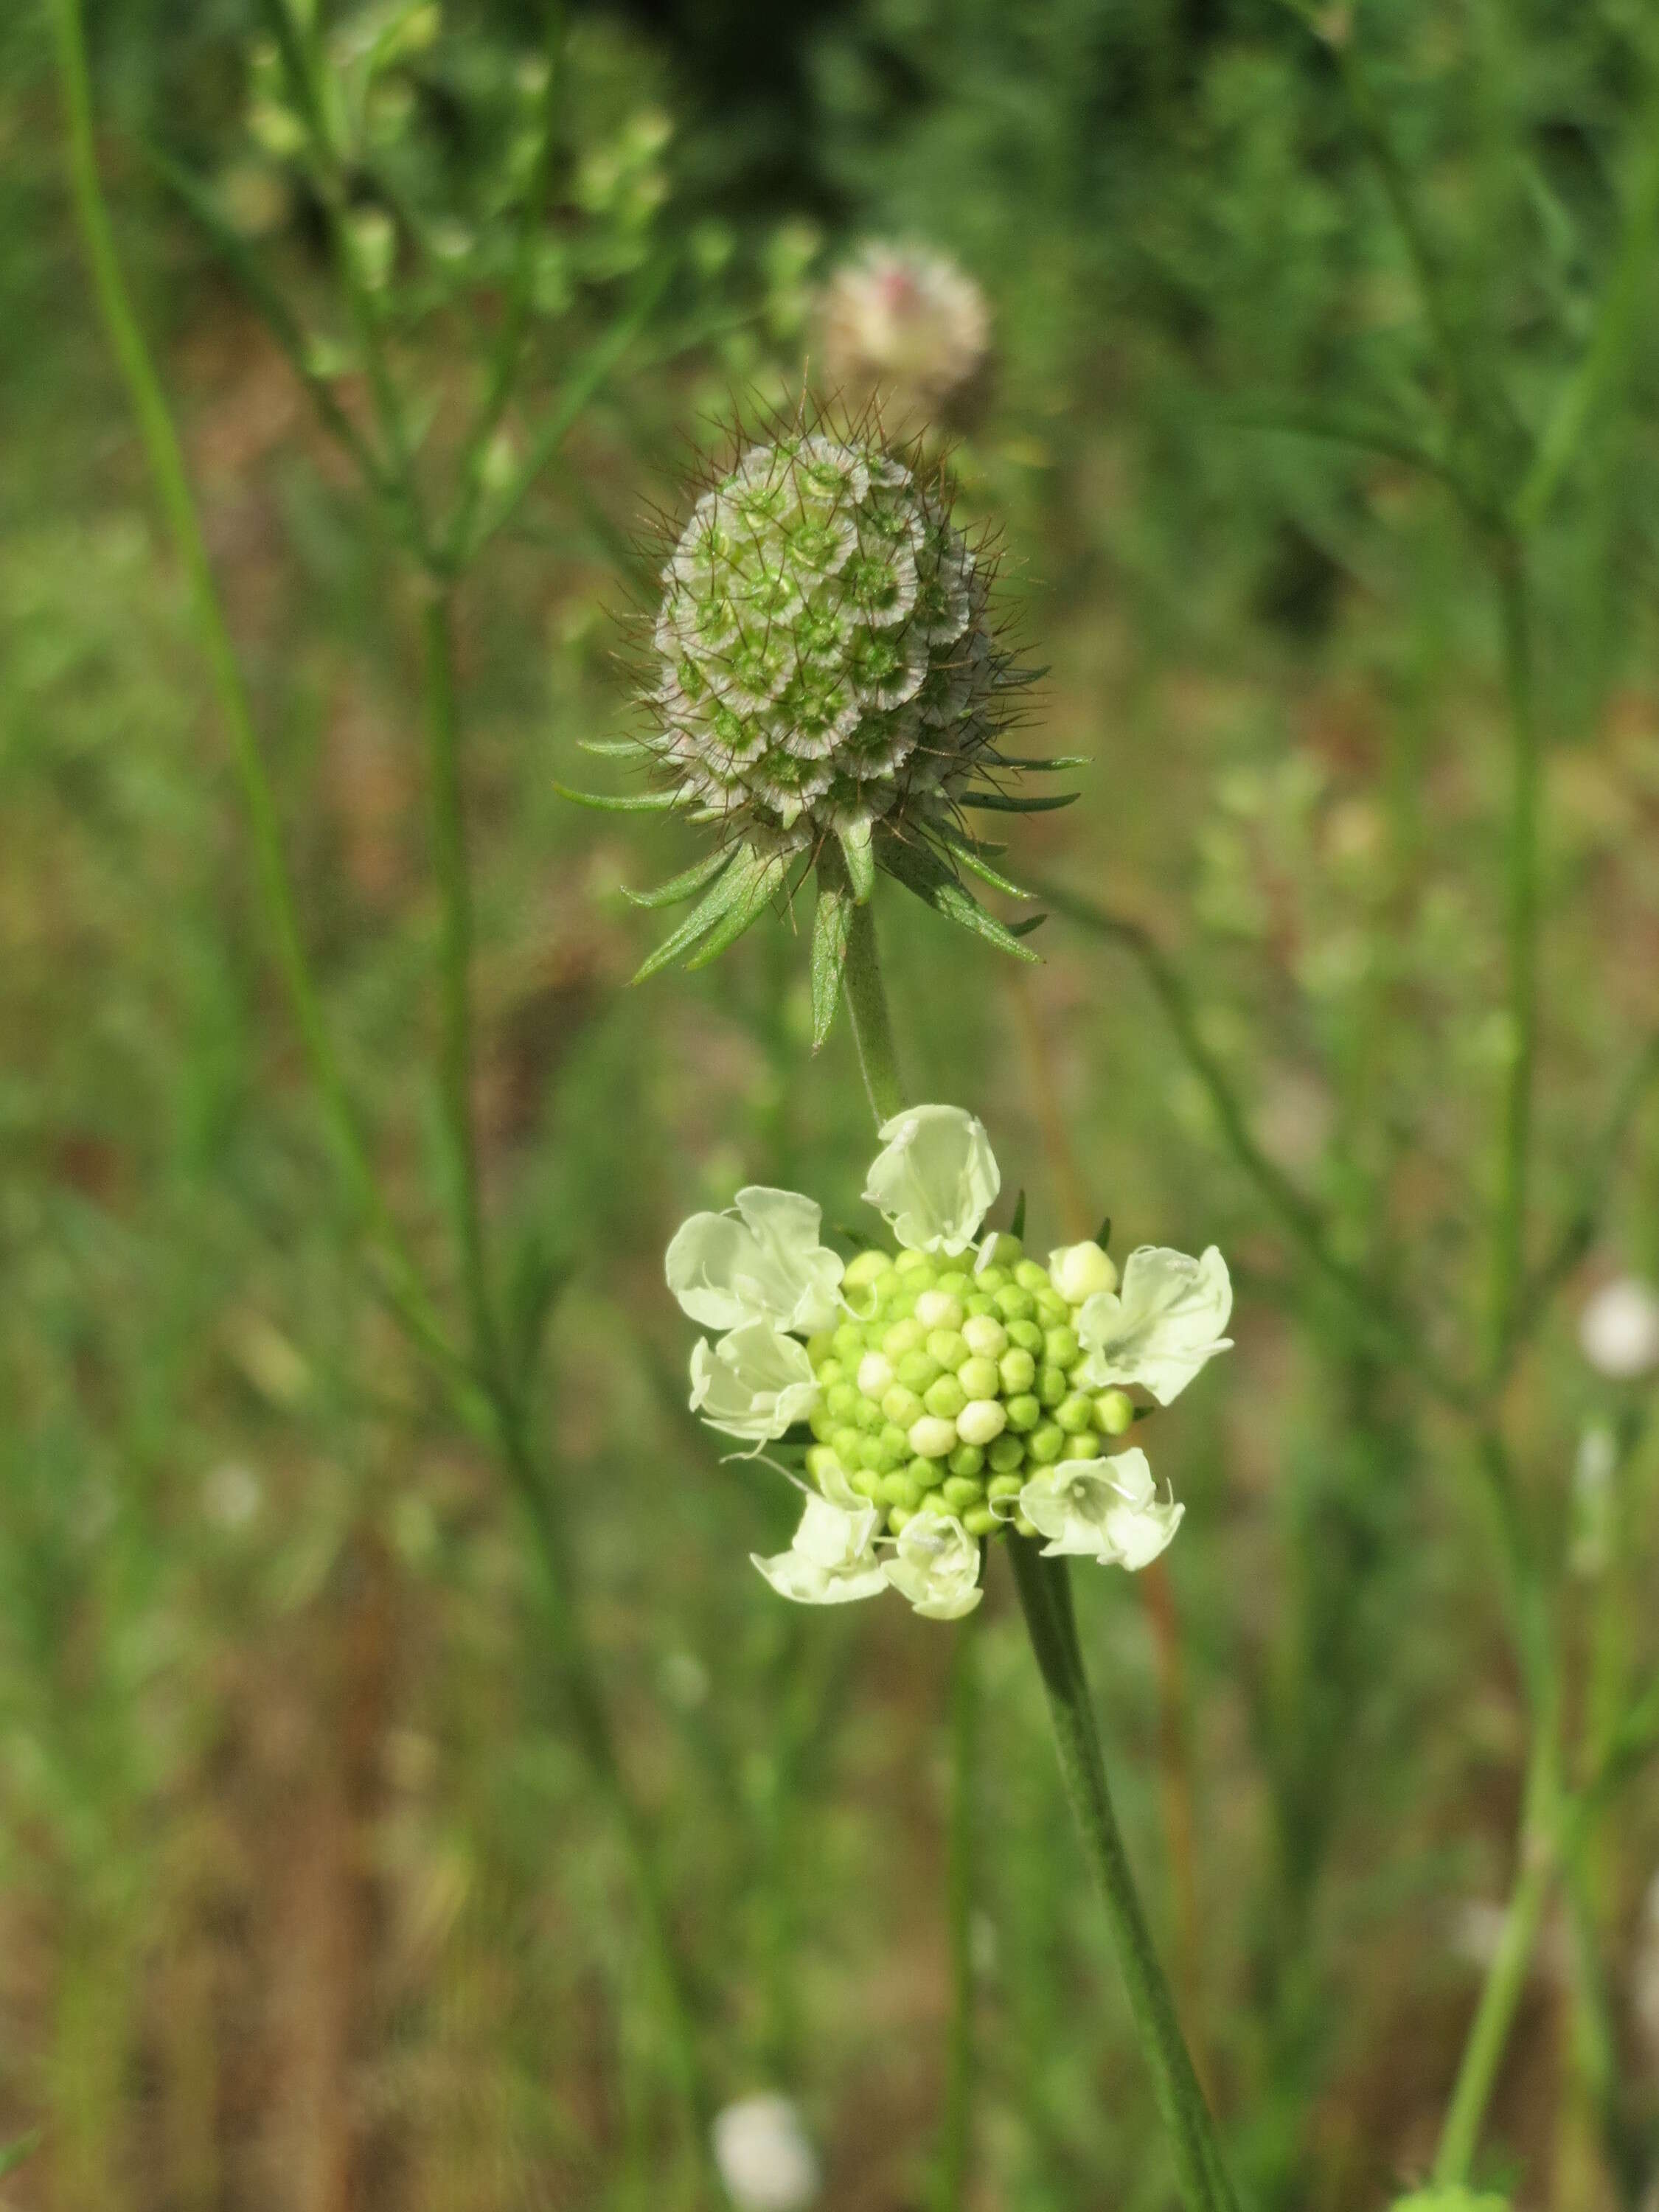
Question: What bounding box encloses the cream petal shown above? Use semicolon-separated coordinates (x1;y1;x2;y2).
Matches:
689;1323;820;1443
1018;1449;1183;1571
667;1186;844;1332
751;1493;887;1605
1077;1245;1233;1405
863;1105;1000;1256
880;1513;983;1620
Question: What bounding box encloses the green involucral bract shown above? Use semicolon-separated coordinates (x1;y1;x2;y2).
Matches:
665;1105;1233;1622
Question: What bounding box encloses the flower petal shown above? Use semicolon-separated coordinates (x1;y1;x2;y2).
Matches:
863;1105;1000;1256
752;1492;887;1605
881;1512;983;1619
1076;1245;1233;1405
667;1186;844;1333
1018;1448;1183;1571
689;1322;820;1442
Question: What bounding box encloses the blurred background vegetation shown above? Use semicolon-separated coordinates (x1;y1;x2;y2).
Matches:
5;0;1659;2206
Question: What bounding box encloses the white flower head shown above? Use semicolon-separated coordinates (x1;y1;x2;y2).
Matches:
751;1491;887;1607
712;2093;822;2212
1018;1447;1183;1571
689;1321;820;1443
862;1104;1000;1256
1077;1245;1233;1405
1579;1275;1659;1381
881;1512;983;1619
667;1186;844;1335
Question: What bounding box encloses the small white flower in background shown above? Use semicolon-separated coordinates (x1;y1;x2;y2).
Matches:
667;1105;1230;1621
1578;1274;1659;1380
201;1461;262;1531
712;2093;821;2212
818;240;990;431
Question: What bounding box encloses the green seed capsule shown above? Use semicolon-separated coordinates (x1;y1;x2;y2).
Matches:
831;1425;862;1465
1056;1394;1096;1435
978;1233;1023;1270
879;1421;911;1458
888;1504;915;1531
1005;1394;1041;1433
863;1432;902;1476
998;1349;1037;1394
922;1489;957;1516
963;1293;995;1318
936;1270;971;1296
1014;1259;1051;1292
805;1331;836;1366
850;1468;883;1499
909;1455;946;1489
1043;1326;1081;1371
809;1405;838;1442
1034;1290;1070;1326
827;1381;861;1421
882;1317;925;1360
994;1285;1035;1322
925;1374;967;1420
975;1265;1009;1294
942;1475;983;1512
832;1323;864;1364
897;1349;944;1394
947;1443;986;1479
1037;1364;1068;1408
1028;1423;1066;1464
1093;1390;1135;1436
1013;1512;1038;1540
887;1290;917;1321
882;1384;925;1430
988;1436;1026;1472
815;1358;845;1391
804;1444;843;1483
1006;1318;1044;1354
854;1395;886;1433
894;1250;934;1279
957;1356;1000;1401
962;1505;998;1537
926;1329;970;1372
915;1290;966;1333
987;1472;1023;1503
880;1470;922;1510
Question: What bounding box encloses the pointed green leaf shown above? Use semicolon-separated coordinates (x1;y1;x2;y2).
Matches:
810;879;854;1047
630;858;743;982
962;788;1079;815
622;849;728;909
685;853;787;969
988;754;1092;771
837;818;876;903
880;835;1040;963
1010;1190;1028;1240
578;737;655;760
554;782;681;813
1095;1214;1113;1251
934;824;1036;900
1009;913;1048;937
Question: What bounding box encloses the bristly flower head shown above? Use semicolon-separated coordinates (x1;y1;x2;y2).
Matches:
666;1106;1232;1623
558;402;1080;1043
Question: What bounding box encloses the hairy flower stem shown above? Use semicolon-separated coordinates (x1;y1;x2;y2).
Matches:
1009;1541;1237;2212
936;1605;979;2212
844;900;907;1124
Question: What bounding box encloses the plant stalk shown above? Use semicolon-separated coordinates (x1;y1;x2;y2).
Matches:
844;900;906;1124
936;1609;979;2212
1009;1540;1237;2212
1488;539;1540;1368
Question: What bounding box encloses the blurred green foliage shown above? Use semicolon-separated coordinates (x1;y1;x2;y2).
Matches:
4;2;1659;2210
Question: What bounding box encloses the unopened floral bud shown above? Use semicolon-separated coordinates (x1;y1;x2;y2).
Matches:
995;1286;1035;1321
1048;1240;1119;1304
988;1435;1026;1472
897;1349;943;1393
1043;1325;1081;1369
858;1351;895;1398
844;1248;894;1290
1029;1423;1066;1464
926;1329;970;1371
1004;1394;1041;1432
961;1313;1008;1359
978;1233;1023;1270
942;1475;982;1512
1056;1394;1096;1434
909;1415;959;1460
883;1317;925;1358
1093;1390;1135;1436
998;1348;1036;1394
1037;1364;1068;1408
956;1397;1008;1447
962;1505;997;1536
1579;1275;1659;1380
712;2093;821;2212
915;1289;966;1332
1006;1318;1043;1354
883;1383;925;1428
925;1374;968;1419
957;1355;1001;1400
948;1443;985;1478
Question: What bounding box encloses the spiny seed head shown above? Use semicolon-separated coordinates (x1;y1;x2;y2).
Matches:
647;425;1005;856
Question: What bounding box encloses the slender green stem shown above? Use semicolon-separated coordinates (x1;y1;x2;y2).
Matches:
1488;540;1540;1368
49;0;458;1383
1009;1541;1237;2212
844;900;906;1125
1433;1727;1559;2188
936;1609;978;2212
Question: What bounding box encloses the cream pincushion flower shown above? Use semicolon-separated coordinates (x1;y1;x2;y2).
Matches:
667;1107;1231;1621
818;240;990;432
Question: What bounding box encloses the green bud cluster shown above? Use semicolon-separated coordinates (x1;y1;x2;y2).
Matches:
648;426;1006;856
802;1241;1136;1540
